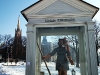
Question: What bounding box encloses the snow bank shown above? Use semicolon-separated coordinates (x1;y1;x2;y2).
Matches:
0;62;99;75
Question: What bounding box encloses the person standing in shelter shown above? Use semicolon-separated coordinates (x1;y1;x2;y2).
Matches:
43;39;74;75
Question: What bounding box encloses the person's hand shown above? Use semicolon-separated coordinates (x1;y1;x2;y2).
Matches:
42;55;50;60
42;56;46;59
70;60;74;65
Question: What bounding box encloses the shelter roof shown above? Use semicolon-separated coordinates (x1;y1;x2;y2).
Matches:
21;0;99;21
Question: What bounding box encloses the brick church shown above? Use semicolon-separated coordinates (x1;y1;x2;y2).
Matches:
12;16;26;60
0;17;26;62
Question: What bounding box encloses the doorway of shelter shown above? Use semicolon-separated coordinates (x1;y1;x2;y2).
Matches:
40;35;81;75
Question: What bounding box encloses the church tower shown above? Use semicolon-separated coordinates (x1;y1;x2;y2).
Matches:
12;16;23;59
15;16;22;45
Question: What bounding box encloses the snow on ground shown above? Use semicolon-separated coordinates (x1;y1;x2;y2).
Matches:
41;62;80;75
0;62;25;75
0;62;100;75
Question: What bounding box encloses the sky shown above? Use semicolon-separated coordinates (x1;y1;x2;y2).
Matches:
0;0;100;37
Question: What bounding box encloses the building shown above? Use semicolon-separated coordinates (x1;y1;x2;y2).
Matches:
41;36;52;62
0;17;26;62
11;16;26;60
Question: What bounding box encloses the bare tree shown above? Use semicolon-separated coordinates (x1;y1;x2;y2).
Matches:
22;36;27;46
3;34;12;45
8;37;14;45
98;35;100;48
72;35;79;67
94;20;100;66
0;34;3;47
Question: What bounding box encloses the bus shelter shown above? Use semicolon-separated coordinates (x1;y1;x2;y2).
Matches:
21;0;99;75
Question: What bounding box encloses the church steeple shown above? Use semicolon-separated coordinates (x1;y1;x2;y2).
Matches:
17;15;20;30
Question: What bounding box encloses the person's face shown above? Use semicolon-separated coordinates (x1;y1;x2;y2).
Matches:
59;40;63;46
64;38;66;41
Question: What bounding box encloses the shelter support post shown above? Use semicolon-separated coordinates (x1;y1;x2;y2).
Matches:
79;31;87;75
26;25;36;75
79;23;98;75
36;33;42;75
86;22;98;75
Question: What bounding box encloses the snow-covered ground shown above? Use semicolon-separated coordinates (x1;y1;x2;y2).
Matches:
41;62;80;75
0;62;100;75
0;62;25;75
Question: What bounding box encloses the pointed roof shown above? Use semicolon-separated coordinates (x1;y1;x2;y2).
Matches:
21;0;99;21
21;0;42;21
17;15;20;30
